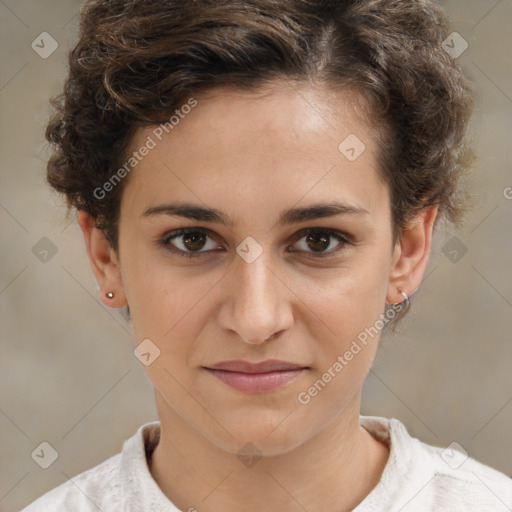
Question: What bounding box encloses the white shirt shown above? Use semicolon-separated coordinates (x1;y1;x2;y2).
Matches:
21;416;512;511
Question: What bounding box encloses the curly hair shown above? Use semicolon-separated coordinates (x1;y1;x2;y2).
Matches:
46;0;475;327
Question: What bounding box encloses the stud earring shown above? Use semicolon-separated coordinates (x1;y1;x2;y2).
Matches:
106;291;115;299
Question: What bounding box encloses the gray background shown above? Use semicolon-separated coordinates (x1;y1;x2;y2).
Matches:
1;1;511;510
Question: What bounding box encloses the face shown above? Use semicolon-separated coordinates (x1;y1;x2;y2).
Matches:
83;81;436;456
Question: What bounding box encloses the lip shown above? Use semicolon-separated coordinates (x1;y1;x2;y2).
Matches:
206;359;307;373
203;359;308;393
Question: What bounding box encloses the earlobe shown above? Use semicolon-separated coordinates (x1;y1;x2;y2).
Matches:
386;206;438;304
77;211;127;308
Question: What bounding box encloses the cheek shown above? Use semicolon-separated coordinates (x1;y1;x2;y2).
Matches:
298;254;391;340
294;267;390;416
123;253;225;362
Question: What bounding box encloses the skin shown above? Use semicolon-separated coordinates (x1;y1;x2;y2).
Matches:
79;81;437;512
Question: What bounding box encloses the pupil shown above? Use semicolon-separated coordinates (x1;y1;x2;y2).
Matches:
307;232;329;252
185;232;205;251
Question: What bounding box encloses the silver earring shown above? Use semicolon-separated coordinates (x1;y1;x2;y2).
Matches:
106;291;115;299
396;288;409;308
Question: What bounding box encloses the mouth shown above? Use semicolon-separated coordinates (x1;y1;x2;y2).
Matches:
202;359;309;393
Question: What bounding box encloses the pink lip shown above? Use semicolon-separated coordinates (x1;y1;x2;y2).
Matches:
203;360;308;393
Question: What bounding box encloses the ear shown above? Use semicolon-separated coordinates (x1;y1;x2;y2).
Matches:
78;211;127;308
386;205;438;304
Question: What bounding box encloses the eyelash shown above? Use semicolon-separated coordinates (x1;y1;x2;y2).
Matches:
159;227;352;259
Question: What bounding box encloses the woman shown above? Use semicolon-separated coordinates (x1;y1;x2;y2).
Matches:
22;0;512;510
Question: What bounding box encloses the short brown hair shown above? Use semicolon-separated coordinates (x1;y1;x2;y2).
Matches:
46;0;475;327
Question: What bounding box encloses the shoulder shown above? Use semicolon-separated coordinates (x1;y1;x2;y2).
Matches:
417;433;512;510
20;422;161;511
359;416;512;511
20;451;122;511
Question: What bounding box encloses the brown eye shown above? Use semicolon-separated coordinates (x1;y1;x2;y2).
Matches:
305;231;330;252
290;228;351;258
181;231;207;251
161;228;220;258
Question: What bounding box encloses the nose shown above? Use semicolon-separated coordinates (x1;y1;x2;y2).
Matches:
217;250;294;345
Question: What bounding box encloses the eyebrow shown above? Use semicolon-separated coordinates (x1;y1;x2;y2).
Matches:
142;201;369;229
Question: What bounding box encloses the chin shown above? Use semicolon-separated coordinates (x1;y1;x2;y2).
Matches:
201;408;312;457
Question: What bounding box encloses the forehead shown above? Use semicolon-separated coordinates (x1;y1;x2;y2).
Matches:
149;81;376;146
121;82;388;223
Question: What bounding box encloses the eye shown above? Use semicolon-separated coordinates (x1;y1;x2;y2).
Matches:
160;228;221;258
160;227;351;259
289;228;351;258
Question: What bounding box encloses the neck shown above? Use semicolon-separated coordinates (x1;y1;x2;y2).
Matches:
149;392;389;512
